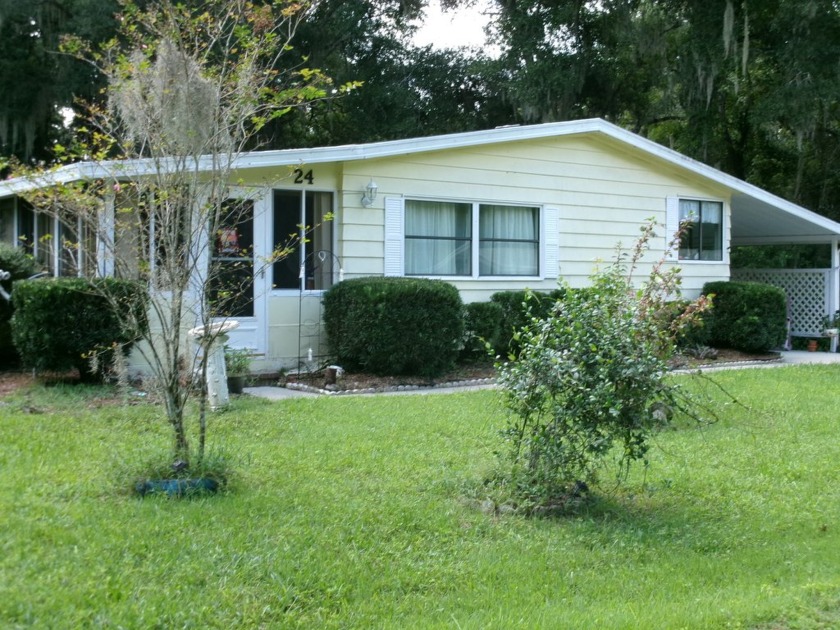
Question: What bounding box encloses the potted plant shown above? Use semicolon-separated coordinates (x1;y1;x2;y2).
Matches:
224;345;251;394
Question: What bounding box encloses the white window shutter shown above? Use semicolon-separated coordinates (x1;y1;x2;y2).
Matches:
543;206;560;279
665;196;680;261
384;196;404;277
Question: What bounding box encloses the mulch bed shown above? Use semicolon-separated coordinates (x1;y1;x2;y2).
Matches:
0;349;782;399
284;349;782;394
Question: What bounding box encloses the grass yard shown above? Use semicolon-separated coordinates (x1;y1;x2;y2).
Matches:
2;366;840;628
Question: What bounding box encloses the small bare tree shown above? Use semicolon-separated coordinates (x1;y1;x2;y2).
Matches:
16;0;351;468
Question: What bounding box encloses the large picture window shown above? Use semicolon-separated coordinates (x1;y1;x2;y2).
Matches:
401;199;542;278
679;199;723;261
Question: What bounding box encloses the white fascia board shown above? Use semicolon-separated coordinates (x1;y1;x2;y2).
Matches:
3;116;840;240
233;118;606;168
0;155;230;199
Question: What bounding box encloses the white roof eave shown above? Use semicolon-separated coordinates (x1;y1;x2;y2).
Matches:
3;118;840;243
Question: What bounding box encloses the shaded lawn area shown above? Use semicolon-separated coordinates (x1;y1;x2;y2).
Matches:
2;367;840;628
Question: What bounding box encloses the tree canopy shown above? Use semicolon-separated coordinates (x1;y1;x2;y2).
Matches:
4;0;840;221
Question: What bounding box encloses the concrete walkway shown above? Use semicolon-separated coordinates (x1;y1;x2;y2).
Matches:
243;350;840;401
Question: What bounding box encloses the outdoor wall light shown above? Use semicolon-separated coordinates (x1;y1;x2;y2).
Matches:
361;179;378;207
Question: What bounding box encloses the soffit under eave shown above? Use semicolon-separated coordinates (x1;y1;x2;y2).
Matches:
730;194;840;245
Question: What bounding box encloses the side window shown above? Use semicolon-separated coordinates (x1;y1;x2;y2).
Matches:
272;190;335;290
678;199;723;261
0;198;14;244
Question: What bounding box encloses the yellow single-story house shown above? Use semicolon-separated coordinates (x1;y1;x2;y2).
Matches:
3;118;840;370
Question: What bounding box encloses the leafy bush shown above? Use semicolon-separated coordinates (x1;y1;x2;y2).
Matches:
657;299;711;349
323;276;464;377
701;281;787;352
11;277;148;382
0;243;40;366
495;222;710;510
490;289;566;356
461;301;503;360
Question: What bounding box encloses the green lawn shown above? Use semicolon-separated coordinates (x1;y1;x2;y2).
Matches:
2;366;840;628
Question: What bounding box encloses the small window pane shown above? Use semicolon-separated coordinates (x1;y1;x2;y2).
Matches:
0;198;14;244
36;213;54;273
209;199;255;318
58;220;79;277
405;200;471;276
679;199;722;261
304;192;336;290
17;203;34;256
479;204;539;276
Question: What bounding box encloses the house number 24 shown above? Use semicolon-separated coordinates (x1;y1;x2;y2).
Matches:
293;168;315;185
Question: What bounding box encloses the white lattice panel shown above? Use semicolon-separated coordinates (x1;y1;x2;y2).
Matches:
731;269;831;336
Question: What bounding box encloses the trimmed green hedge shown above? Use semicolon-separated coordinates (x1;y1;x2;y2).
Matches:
0;244;40;367
490;289;566;356
701;280;787;353
11;277;148;381
461;301;503;360
323;276;464;377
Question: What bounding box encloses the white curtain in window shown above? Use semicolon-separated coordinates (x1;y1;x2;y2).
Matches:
700;201;722;260
405;200;470;275
679;199;722;261
479;204;538;276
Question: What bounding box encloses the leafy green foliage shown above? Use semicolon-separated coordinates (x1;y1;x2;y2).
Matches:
701;281;788;353
461;301;503;360
495;223;709;508
658;298;712;349
223;346;251;376
323;276;464;377
11;0;342;466
11;277;147;382
0;242;40;366
490;289;566;356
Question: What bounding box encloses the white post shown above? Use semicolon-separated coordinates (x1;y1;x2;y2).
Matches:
832;239;840;352
99;193;115;278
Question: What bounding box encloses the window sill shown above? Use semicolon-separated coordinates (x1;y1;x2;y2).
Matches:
407;275;544;281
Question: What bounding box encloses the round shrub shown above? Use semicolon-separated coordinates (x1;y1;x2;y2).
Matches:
0;243;40;367
701;280;787;352
323;276;464;377
11;277;148;381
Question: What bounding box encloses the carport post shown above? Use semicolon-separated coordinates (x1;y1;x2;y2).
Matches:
832;239;840;352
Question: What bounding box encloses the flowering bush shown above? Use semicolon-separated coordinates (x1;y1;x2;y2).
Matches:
495;221;710;509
